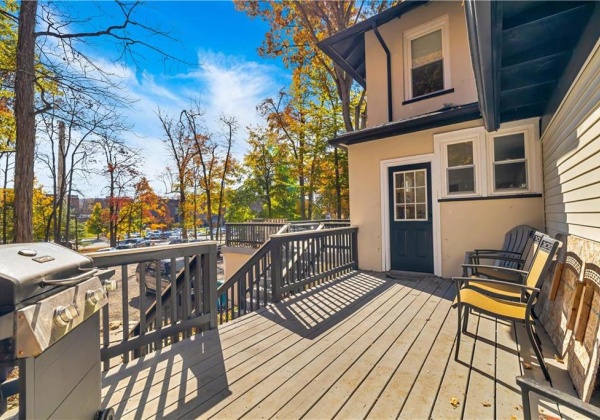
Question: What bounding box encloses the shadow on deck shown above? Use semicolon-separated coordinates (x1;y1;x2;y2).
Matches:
101;270;576;419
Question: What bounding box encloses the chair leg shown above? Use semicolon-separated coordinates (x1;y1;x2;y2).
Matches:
462;307;470;333
455;303;462;360
525;317;551;383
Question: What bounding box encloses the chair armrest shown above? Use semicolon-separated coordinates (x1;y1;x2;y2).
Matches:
461;264;528;275
453;277;539;293
475;249;522;256
469;255;525;264
516;376;600;420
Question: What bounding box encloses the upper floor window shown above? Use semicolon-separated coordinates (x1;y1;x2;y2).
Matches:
404;15;451;101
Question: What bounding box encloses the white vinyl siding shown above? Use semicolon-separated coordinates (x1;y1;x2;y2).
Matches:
542;41;600;241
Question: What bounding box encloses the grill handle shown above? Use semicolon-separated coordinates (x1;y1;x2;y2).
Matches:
40;268;98;287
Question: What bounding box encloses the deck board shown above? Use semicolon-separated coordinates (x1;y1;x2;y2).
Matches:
101;271;578;419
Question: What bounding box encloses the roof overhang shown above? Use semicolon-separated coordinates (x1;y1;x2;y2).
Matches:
317;0;428;89
465;0;600;132
331;103;480;147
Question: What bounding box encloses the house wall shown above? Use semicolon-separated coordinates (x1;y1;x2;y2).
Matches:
536;39;600;401
542;41;600;241
222;246;255;280
440;198;544;277
364;1;477;128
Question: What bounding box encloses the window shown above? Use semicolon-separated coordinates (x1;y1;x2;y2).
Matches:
394;169;428;221
404;16;450;101
435;120;541;199
436;127;485;198
447;141;475;193
491;133;527;191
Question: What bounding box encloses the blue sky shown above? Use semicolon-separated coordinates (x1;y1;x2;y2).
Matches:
40;1;291;198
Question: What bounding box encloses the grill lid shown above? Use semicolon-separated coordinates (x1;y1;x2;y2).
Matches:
0;243;94;313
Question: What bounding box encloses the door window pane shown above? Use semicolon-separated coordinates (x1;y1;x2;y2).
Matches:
396;189;405;204
416;187;425;203
405;205;416;220
416;204;427;219
448;167;475;193
395;173;404;188
396;206;405;220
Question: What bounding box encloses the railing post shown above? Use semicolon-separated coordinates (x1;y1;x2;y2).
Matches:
207;244;218;329
271;237;282;303
351;228;359;270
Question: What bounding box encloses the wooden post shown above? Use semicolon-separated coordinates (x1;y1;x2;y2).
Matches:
271;236;282;303
351;228;359;270
207;245;218;329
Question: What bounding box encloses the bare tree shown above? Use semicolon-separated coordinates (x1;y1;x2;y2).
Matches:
215;114;237;239
157;108;197;240
13;0;178;242
95;133;140;247
38;93;122;242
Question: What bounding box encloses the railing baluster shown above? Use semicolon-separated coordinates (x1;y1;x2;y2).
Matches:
155;259;163;350
183;256;191;337
194;254;201;316
138;262;147;356
170;258;178;343
121;264;130;363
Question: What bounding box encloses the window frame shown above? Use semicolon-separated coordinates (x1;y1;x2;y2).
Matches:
486;123;539;196
403;15;451;102
434;119;541;200
392;169;429;222
435;127;486;199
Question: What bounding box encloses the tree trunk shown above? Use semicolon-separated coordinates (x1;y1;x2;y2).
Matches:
2;154;10;244
14;0;38;243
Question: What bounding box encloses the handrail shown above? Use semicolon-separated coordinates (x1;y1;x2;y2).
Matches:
89;242;218;371
218;226;358;324
516;376;600;420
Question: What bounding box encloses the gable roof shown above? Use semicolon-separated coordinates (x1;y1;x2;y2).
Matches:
317;1;428;88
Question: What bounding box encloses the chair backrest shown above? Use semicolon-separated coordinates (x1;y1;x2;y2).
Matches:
524;236;561;290
520;231;546;272
497;225;536;268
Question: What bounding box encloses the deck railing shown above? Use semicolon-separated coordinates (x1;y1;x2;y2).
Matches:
225;219;350;248
225;223;287;248
218;226;358;324
89;242;218;371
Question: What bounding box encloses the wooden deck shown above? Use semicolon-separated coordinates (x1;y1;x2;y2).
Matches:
101;271;577;419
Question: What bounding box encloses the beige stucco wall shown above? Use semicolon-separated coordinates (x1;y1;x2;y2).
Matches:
222;246;255;280
365;1;477;127
440;198;545;277
348;119;482;273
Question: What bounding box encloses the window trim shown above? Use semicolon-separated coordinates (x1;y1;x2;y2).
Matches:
435;127;486;199
403;15;451;102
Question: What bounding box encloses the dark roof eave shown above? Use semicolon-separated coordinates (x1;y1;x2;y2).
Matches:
317;0;429;88
329;103;481;147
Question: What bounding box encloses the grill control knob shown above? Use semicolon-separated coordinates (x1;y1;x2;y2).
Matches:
103;280;118;292
54;304;79;327
86;288;106;305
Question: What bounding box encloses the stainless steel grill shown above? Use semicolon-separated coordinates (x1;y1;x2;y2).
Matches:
0;243;114;419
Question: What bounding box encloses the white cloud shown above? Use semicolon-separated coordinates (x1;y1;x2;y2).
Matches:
39;50;288;198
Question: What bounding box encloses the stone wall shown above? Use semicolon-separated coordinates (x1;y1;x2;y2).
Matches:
538;235;600;402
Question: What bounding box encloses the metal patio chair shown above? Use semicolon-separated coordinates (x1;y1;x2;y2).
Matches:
465;224;536;269
453;235;561;382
